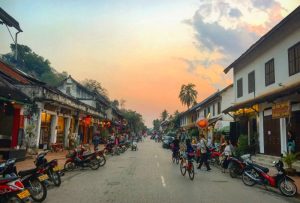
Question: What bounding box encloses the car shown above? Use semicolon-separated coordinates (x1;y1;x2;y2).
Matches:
162;136;174;149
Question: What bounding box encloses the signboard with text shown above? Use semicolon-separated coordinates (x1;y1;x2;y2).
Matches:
272;101;291;119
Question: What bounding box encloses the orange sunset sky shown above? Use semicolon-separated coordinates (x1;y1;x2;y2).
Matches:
1;0;299;127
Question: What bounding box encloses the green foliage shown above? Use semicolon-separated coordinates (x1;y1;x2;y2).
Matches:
100;129;110;138
122;109;147;134
235;134;249;156
188;128;199;138
152;119;161;132
179;83;198;109
82;79;108;98
3;44;68;86
161;110;169;121
282;152;300;169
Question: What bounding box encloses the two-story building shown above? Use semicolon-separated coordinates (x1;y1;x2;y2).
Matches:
224;6;300;156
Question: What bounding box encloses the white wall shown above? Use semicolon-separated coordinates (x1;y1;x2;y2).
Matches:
234;29;300;104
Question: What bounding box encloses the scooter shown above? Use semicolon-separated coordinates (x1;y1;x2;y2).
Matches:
64;147;101;171
242;159;297;197
131;141;138;151
227;154;251;178
0;176;31;203
1;159;48;202
35;151;62;187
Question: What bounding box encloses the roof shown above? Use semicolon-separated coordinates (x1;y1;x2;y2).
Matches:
0;73;31;104
224;6;300;74
59;76;110;106
0;7;22;32
223;81;300;113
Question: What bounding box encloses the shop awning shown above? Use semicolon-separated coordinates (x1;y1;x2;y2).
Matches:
223;81;300;113
214;120;230;134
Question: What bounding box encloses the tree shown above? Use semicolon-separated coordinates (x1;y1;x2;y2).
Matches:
179;83;198;109
120;99;126;109
122;109;147;134
152;119;161;132
2;44;68;86
111;99;120;108
82;79;108;98
161;110;169;121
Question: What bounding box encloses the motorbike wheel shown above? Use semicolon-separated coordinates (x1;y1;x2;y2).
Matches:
242;169;257;186
28;178;47;202
49;169;61;187
278;178;297;197
98;156;106;167
90;159;101;170
64;162;75;172
188;164;195;181
180;160;187;176
229;162;239;178
172;155;175;163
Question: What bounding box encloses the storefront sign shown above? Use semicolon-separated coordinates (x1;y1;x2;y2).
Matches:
272;101;291;119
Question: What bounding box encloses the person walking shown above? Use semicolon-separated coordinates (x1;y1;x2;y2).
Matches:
92;132;100;151
197;134;211;171
221;140;232;173
287;130;296;153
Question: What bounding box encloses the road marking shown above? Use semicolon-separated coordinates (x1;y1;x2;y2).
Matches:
157;162;160;168
154;155;158;158
161;176;166;187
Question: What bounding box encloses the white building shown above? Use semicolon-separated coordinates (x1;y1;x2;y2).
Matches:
224;6;300;156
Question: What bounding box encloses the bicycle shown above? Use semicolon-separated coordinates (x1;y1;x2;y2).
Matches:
180;153;195;181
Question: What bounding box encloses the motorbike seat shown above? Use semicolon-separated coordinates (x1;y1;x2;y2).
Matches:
82;152;94;158
250;163;269;173
18;168;38;177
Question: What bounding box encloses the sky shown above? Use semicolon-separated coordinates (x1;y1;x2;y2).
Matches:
0;0;299;127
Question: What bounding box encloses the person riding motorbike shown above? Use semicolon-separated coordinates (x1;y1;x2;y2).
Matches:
172;136;180;158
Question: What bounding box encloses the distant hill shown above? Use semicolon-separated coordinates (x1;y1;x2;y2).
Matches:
2;44;67;86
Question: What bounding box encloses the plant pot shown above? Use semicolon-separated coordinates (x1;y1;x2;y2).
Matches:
285;168;297;176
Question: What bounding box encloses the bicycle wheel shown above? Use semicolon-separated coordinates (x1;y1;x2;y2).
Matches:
176;155;180;164
188;163;195;180
180;160;186;176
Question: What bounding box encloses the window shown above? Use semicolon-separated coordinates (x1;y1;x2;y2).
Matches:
237;78;243;98
265;59;275;86
248;71;255;93
217;102;221;114
213;104;215;116
66;86;71;95
288;42;300;76
207;107;210;115
204;109;207;117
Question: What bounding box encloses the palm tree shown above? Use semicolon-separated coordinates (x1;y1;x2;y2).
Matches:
179;83;198;109
161;110;169;121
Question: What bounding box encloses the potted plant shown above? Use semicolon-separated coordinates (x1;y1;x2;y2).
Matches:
282;152;300;176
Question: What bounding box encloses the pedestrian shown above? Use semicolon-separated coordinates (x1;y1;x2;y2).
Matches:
197;134;211;171
92;133;100;151
221;140;232;173
185;139;194;164
287;130;296;153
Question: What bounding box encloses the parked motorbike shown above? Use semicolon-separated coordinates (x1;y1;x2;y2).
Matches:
1;159;47;202
131;141;138;151
94;148;106;167
242;159;297;197
0;176;31;203
208;147;222;166
35;151;62;187
104;142;119;156
227;154;251;178
64;147;101;171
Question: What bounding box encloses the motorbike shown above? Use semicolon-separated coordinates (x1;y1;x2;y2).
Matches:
94;148;107;167
1;159;47;202
64;147;101;171
208;147;222;166
227;154;251;178
131;141;138;151
35;151;62;187
104;142;119;156
242;159;297;197
0;176;31;203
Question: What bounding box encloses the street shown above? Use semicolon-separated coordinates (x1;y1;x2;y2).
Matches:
45;138;299;203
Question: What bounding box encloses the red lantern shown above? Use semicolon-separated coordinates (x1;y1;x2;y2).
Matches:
84;116;91;126
197;119;208;129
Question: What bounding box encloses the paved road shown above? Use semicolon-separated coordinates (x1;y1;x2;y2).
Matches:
45;138;299;203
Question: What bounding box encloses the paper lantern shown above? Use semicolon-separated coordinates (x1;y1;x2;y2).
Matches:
84;117;91;126
197;119;208;129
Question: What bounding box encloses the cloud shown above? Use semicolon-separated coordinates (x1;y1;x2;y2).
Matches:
229;8;242;18
252;0;276;9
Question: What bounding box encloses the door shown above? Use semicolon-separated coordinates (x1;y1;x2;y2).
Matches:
264;115;281;156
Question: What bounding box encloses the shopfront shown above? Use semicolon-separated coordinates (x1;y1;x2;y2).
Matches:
39;112;52;149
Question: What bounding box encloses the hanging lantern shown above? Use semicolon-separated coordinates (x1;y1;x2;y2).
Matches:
197;118;208;129
84;116;91;126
